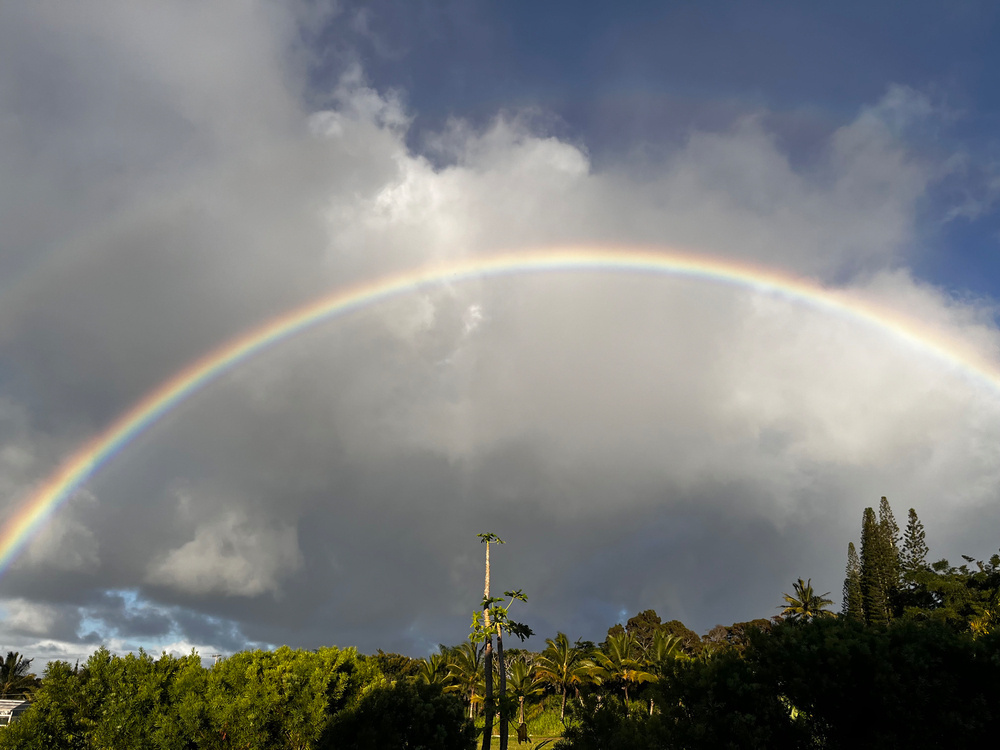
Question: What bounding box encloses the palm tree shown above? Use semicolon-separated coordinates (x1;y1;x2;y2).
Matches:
0;652;35;699
447;641;484;719
589;632;655;708
417;651;452;686
506;656;546;737
644;631;686;715
534;632;590;722
780;578;836;621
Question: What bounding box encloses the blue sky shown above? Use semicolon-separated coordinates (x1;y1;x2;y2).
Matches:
1;1;1000;664
323;0;1000;294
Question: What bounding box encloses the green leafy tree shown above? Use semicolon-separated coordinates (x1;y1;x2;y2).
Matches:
535;632;590;722
81;649;199;750
553;693;665;750
899;554;1000;632
622;610;661;651
371;651;420;683
660;619;703;655
205;645;363;750
701;620;772;655
842;542;864;621
780;578;835;622
901;508;929;584
749;617;1000;748
0;660;84;750
323;680;474;750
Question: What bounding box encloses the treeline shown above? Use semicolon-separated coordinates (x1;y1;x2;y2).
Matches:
0;646;473;750
6;497;1000;749
551;496;1000;749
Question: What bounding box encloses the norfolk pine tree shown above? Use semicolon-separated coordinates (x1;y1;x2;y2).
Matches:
842;542;864;621
860;507;892;625
878;496;902;588
901;508;929;584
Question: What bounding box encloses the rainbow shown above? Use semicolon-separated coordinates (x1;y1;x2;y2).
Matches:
1;246;998;577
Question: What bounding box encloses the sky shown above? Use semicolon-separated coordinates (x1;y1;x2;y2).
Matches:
2;0;1000;665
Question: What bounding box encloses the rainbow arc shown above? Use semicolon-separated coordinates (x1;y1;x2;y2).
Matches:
1;246;998;576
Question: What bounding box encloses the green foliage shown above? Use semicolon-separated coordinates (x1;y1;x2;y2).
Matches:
370;650;420;683
323;680;475;750
554;694;664;750
878;495;902;585
620;610;660;651
860;505;894;625
701;619;772;655
607;611;702;656
749;617;1000;748
897;553;1000;631
656;646;810;749
446;642;484;718
0;644;462;750
659;618;703;655
901;507;929;584
204;646;362;750
588;632;654;706
0;660;82;750
0;651;37;699
560;617;1000;749
779;578;835;622
842;541;864;621
417;651;453;686
535;633;590;722
472;592;533;645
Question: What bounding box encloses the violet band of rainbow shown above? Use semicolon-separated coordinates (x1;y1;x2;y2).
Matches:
2;246;998;577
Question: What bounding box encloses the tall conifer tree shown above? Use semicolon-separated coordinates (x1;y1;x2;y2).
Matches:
843;542;864;621
901;508;929;584
860;506;891;625
878;496;901;588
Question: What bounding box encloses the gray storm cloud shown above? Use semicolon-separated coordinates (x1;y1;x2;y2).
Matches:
1;1;999;663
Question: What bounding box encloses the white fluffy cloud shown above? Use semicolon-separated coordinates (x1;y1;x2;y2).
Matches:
146;491;303;597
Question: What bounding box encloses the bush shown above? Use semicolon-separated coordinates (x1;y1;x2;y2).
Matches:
323;679;475;750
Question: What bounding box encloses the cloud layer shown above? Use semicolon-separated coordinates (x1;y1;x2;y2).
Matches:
1;1;999;663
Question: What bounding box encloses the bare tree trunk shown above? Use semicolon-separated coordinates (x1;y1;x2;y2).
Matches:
497;627;508;750
481;543;493;750
482;640;494;750
560;688;567;722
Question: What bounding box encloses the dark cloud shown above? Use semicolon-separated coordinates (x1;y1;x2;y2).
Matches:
1;1;1000;667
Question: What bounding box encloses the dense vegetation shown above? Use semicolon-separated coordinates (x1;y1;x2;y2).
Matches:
3;498;999;748
0;647;473;749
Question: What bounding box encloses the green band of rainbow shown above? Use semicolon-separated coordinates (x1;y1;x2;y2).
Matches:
1;246;997;578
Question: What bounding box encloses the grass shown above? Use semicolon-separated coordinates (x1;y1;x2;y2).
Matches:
484;737;560;749
474;696;565;749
